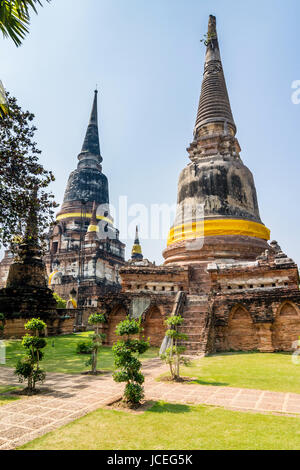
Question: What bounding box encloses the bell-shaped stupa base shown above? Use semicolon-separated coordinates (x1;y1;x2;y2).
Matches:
163;234;270;267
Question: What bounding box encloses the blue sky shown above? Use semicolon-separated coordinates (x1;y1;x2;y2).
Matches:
2;0;300;265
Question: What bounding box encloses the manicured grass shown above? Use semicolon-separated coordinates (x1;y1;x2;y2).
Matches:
0;333;159;374
0;386;20;406
19;401;300;450
166;352;300;394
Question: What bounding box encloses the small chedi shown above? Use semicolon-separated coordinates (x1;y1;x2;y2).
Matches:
0;193;77;339
0;15;299;353
0;196;58;336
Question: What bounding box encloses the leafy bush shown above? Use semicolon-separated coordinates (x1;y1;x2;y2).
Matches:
113;316;149;405
53;292;67;309
14;318;47;394
160;315;190;381
25;318;47;334
76;340;94;355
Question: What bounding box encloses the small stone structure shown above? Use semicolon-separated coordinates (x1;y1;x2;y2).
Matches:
0;198;75;338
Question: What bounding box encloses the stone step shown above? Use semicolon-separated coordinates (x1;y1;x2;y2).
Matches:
179;326;205;332
180;341;205;352
183;309;208;315
180;322;204;327
182;313;207;319
179;334;202;341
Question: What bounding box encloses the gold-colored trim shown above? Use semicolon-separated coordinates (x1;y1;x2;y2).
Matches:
167;219;270;246
56;213;112;224
87;224;99;233
132;244;142;255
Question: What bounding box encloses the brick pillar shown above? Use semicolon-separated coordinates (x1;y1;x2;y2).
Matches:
256;323;274;352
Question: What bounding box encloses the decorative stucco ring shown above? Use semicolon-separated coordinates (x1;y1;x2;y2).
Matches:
56;213;112;224
167;219;271;246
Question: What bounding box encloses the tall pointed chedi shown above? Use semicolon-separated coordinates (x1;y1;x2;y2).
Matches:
46;90;125;306
164;15;270;265
56;90;111;226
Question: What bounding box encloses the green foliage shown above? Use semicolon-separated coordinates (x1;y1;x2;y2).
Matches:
124;382;144;404
53;292;67;309
160;315;190;380
113;317;149;405
0;0;51;47
14;317;47;393
165;316;184;327
115;317;141;336
0;94;57;250
22;334;46;355
200;32;217;47
166;329;188;341
76;340;94;355
25;318;46;334
0;80;8;119
88;313;106;325
15;357;45;387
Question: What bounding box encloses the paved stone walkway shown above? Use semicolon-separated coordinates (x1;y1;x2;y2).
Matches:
1;359;300;450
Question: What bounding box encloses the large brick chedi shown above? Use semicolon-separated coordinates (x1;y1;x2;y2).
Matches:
164;15;270;267
102;15;300;354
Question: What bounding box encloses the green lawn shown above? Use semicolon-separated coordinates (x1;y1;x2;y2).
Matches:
19;401;300;450
165;352;300;394
0;386;20;406
0;333;159;374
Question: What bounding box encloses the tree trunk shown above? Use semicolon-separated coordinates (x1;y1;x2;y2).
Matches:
91;348;97;374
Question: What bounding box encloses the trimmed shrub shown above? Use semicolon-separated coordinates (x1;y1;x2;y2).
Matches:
113;316;149;405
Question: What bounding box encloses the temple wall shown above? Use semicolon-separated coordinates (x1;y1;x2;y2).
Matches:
2;311;76;339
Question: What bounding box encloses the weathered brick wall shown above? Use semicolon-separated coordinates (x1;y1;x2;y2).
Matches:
213;293;300;353
3;312;76;339
104;307;127;346
142;307;166;347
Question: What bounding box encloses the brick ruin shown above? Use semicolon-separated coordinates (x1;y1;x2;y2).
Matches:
0;15;299;352
0;196;74;339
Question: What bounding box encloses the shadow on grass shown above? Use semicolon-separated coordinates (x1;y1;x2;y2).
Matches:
191;379;229;387
206;351;293;359
148;402;192;414
207;351;259;358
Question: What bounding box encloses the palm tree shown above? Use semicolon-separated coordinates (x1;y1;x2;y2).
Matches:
0;1;50;117
0;0;50;47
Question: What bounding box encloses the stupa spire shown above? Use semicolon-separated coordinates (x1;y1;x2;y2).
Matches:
131;226;143;261
194;15;236;137
81;90;102;162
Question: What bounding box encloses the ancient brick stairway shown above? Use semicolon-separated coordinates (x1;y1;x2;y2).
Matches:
179;294;212;355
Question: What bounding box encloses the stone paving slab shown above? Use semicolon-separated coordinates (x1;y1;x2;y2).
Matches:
1;359;300;450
